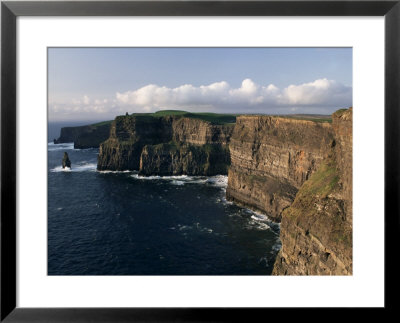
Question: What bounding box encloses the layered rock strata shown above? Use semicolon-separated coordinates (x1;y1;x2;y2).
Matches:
97;115;233;175
272;108;353;275
139;143;230;176
226;116;334;221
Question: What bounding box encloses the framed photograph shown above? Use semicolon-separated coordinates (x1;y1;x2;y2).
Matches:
1;0;398;321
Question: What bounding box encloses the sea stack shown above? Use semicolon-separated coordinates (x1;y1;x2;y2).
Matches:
62;152;71;169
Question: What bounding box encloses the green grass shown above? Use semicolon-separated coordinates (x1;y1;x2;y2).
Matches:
275;115;332;123
301;159;339;198
90;120;113;127
182;112;237;125
124;110;237;125
153;110;188;116
94;110;338;127
280;154;352;252
283;157;339;221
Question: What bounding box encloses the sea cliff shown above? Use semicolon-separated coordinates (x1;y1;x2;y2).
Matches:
272;108;352;275
54;121;111;149
55;108;352;275
96;114;234;175
226;116;334;221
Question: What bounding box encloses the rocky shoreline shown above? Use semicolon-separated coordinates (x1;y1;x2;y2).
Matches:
54;108;352;275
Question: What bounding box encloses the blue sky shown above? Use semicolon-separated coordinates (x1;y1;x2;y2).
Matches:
48;48;352;122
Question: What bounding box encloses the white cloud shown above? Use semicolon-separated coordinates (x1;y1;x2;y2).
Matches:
49;78;352;121
115;78;352;112
48;94;117;121
280;79;351;106
83;95;90;105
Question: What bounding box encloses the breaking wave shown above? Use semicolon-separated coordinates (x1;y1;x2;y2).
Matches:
130;174;228;188
50;162;97;173
226;206;280;233
98;170;133;174
245;209;280;233
48;142;74;151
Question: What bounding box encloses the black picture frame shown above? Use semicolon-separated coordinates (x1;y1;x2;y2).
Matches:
1;0;399;321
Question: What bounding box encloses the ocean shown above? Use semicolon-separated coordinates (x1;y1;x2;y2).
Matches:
48;142;281;275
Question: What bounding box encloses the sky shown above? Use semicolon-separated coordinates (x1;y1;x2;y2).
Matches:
48;48;352;122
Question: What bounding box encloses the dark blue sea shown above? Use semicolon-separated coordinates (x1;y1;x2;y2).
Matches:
48;142;281;275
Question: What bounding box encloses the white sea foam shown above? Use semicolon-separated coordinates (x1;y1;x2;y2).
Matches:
221;196;234;205
98;170;133;174
130;174;228;189
50;162;97;173
248;218;271;231
178;225;191;231
271;240;282;252
250;212;271;222
48;142;74;151
240;208;281;233
50;166;71;172
130;174;160;180
163;175;189;180
205;175;228;187
175;223;214;235
131;174;191;181
48;142;98;152
171;180;185;186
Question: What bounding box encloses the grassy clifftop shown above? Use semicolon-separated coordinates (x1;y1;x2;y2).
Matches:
127;110;237;125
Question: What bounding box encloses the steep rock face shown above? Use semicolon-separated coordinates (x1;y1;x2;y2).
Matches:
226;116;334;221
272;108;352;275
54;126;86;143
332;108;353;223
172;117;233;145
97;116;173;171
97;115;233;174
139;143;230;176
54;122;111;149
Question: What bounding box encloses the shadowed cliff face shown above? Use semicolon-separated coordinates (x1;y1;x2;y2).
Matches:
226;116;334;221
97;116;174;171
139;143;230;176
54;123;111;149
97;115;233;174
272;108;352;275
